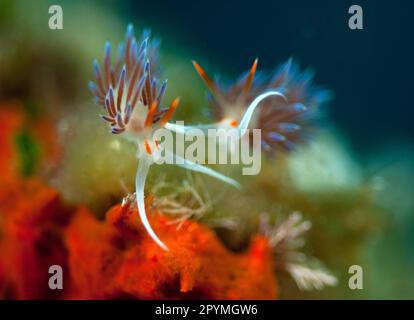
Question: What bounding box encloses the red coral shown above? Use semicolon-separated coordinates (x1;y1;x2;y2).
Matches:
0;179;73;299
65;201;278;299
0;178;278;299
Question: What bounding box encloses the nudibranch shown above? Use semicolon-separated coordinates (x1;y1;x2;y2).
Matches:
89;24;325;251
165;59;287;147
167;58;330;155
89;25;242;251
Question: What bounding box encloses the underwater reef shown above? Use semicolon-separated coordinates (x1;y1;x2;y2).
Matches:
0;103;324;299
0;104;312;299
0;104;278;299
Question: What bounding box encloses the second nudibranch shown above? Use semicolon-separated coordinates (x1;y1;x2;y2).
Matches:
167;58;330;155
165;59;288;146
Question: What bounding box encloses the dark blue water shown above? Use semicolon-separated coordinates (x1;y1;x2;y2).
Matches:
127;0;414;154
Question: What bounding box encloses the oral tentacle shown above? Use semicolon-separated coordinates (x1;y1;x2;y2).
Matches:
165;150;241;190
237;90;287;134
135;156;169;251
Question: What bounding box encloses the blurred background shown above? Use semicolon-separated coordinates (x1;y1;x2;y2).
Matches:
0;0;413;299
